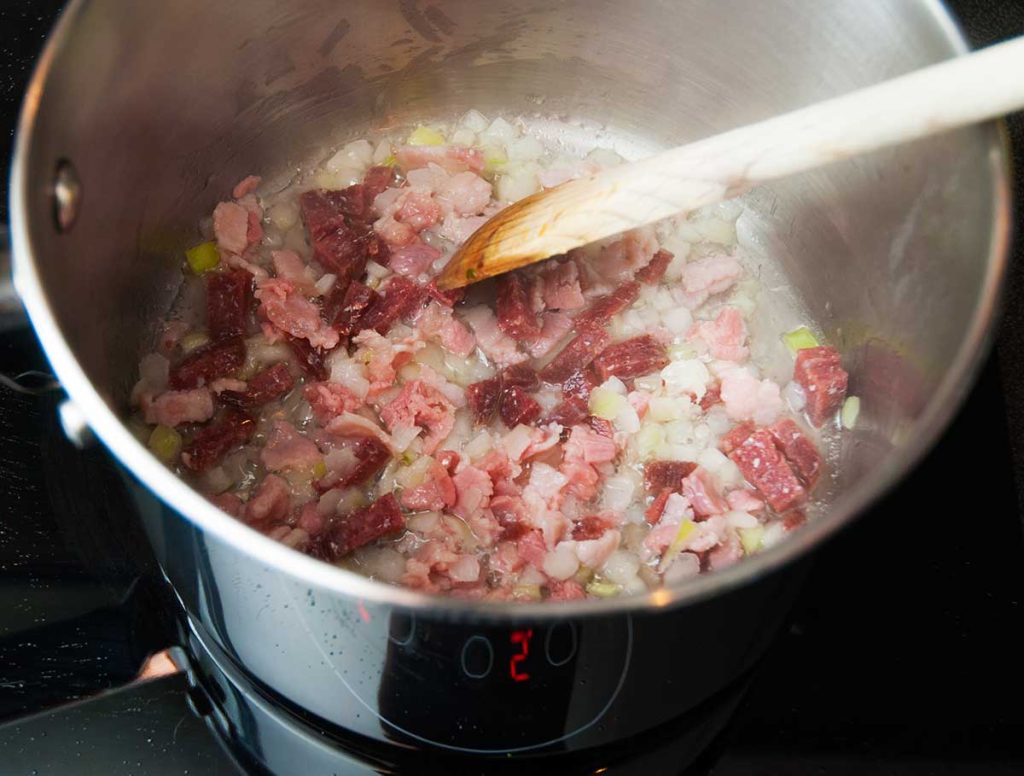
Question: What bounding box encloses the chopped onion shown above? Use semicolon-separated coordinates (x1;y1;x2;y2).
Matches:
783;381;807;412
460;109;489;133
601;550;640;586
738;526;765;554
841;396;861;429
543;545;580;581
661;359;710;399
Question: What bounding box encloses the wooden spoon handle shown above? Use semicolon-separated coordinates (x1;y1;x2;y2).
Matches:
437;35;1024;289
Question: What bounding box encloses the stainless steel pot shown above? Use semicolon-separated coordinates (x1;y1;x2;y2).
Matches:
8;0;1010;762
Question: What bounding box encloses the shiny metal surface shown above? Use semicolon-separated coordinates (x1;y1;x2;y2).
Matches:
7;0;1010;620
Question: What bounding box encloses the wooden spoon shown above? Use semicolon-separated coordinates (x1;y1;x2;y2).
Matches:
435;35;1024;290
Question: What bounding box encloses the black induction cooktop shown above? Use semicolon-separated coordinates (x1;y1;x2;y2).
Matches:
1;2;1023;774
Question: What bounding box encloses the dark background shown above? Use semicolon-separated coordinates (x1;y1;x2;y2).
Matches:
0;2;1023;775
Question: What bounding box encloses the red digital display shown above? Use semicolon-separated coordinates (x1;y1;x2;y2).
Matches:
509;629;533;682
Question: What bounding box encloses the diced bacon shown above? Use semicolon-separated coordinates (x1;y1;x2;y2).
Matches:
637;249;673;284
719;420;755;455
525;312;573;359
424;279;465;308
373;214;417;248
255;278;339;350
565;424;617;465
466;377;502;424
232;175;261;200
395;144;485;174
576;529;621;569
794;346;849;427
209;377;248;394
719;367;784;426
436;171;492;216
572;514;614;541
323;280;380;338
389;243;442;278
574;282;641;329
359;276;425;335
324;494;404;559
499;385;542;428
380;380;455;455
142;388;214;427
169;337;246;389
452;465;494;518
261;421;322;472
224;253;270;281
681;253;743;307
700;382;722;411
564;367;599;404
245;474;291;526
272;249;318;294
304;381;361;424
728;429;807;513
438;213;488;244
337;436;392;487
462;306;528;367
560;458;601;501
708;529;743;570
210;492;244;518
284;335;329;381
312;222;374;284
538;327;610;384
768;418;823;488
592;229;658;282
592;334;668;381
436;450;460;473
394;188;442;232
496;275;542;339
688;307;749;362
207;269;252;341
546;398;590;427
644;460;698;493
363;166;395;201
726;489;764;513
401;460;457;511
548;579;587;600
681;467;729;518
417;364;467;409
213;201;250;255
449;555;482;583
300;188;370;239
324;412;394;451
220;362;294;410
351;329;403;397
645;488;673;524
539;261;585;311
415;301;476;357
296;501;327;537
181;408;255;472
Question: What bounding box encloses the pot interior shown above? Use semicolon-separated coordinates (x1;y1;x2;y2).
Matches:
14;0;1007;597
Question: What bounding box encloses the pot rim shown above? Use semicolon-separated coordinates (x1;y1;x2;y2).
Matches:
8;0;1012;620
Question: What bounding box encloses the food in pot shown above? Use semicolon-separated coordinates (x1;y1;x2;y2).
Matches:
130;112;852;600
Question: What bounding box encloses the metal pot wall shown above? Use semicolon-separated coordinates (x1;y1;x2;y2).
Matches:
7;0;1010;760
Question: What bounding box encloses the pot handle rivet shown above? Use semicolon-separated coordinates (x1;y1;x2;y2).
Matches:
53;159;81;233
58;398;95;449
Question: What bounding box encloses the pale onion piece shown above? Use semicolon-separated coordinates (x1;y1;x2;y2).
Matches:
464;430;493;461
662;307;694;336
651;288;676;312
328;355;370;401
314;274;337;296
519;565;548;587
704;406;732;436
326;139;373;173
365;260;390;280
450;127;477;147
398;362;420;382
633;373;663;393
783;381;807;412
589;386;627;420
407;126;445;146
699;448;744;489
460;109;489;133
725;510;760;529
648;396;687;423
761;522;787;549
663;552;701;584
622;577;648;596
507;136;544;162
312;169;361;190
480;116;517;144
664;418;695;445
200;466;231;495
395;455;432;489
842;396;861;429
660;492;693;524
495;162;541;203
694;217;737;246
585;580;622;598
268;201;299;231
543;545;580;581
662;247;691;282
661;359;710;399
407;511;442;534
413;342;446;371
443;351;494;387
602;472;639;512
738;526;765;555
634;423;666;460
600;550;640;586
603;376;628;395
317;488;344;517
371;139;393;165
614;402;641;434
668;342;697;361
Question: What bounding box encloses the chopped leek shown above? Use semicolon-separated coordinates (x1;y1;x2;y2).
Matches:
180;332;210;354
407;126;445;146
589;386;626;420
382;154;397;167
665;520;696;559
185;241;220;274
148;425;182;464
312;459;328;480
841;396;861;429
782;326;819;354
585;580;622;598
512;584;542;600
738;526;765;555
